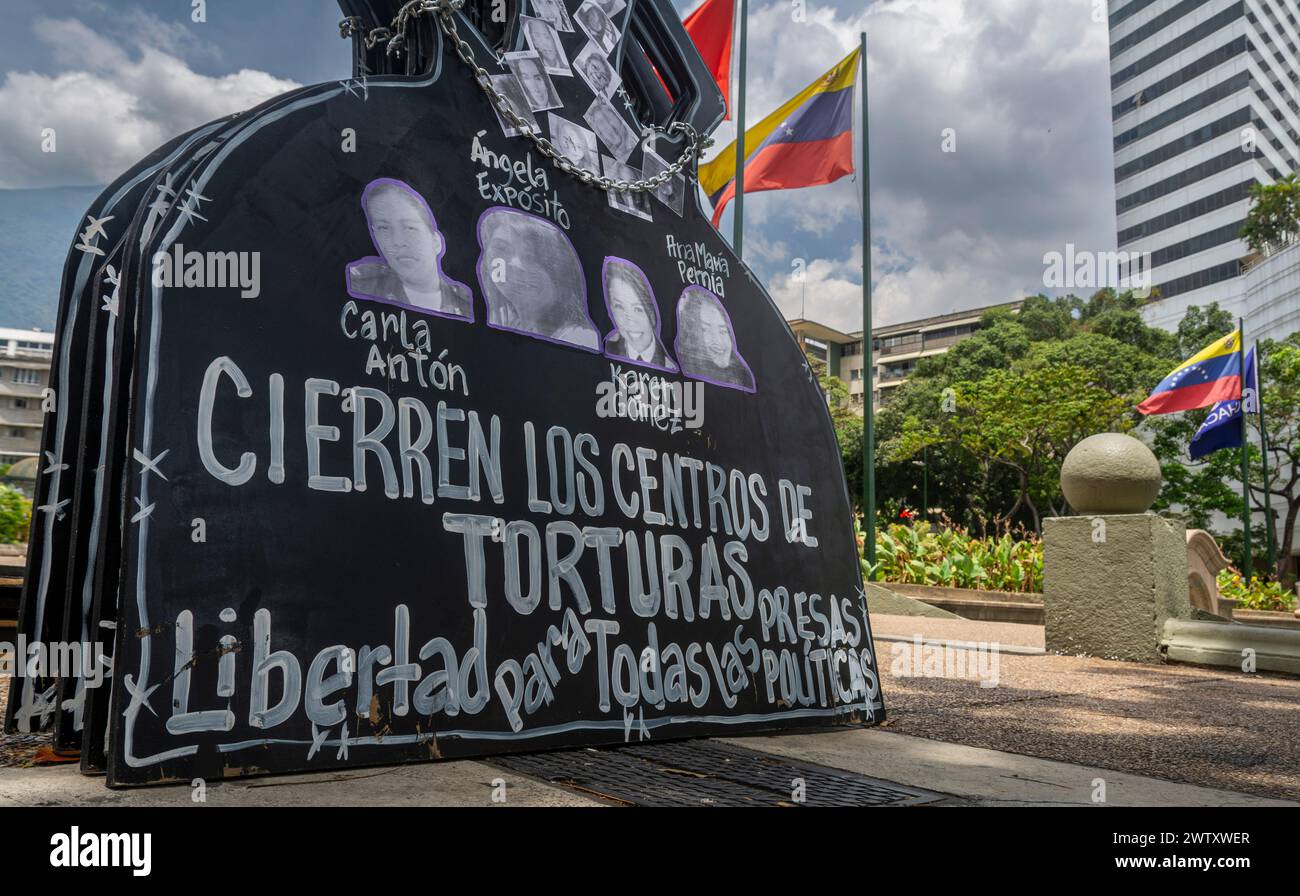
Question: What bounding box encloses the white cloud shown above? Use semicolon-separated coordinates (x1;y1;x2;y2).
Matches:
769;254;862;329
0;15;299;188
708;0;1115;329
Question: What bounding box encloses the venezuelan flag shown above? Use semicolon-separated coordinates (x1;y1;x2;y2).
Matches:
1137;330;1243;415
699;47;860;227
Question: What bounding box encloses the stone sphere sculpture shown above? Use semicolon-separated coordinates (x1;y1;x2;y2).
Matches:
1060;432;1162;514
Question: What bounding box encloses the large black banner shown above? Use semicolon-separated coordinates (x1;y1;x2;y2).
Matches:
15;0;884;786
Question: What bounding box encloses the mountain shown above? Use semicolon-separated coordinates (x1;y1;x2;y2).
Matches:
0;185;104;332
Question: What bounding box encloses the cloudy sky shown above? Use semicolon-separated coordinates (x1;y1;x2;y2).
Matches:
0;0;1118;332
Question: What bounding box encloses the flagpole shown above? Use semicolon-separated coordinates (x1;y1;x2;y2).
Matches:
731;0;748;258
1254;341;1278;576
1237;318;1252;576
860;31;876;576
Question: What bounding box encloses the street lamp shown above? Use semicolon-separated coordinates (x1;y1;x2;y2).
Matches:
911;446;928;521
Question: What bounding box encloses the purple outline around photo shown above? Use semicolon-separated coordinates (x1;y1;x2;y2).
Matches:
673;285;757;394
344;177;475;324
474;205;602;354
600;255;678;374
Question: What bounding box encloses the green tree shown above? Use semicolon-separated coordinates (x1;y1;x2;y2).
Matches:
808;355;866;510
0;484;31;544
866;288;1297;581
872;290;1282;538
1240;174;1299;256
1252;334;1300;583
887;357;1134;532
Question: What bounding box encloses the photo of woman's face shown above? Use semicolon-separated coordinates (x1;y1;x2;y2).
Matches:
609;275;652;352
516;59;553;109
698;301;733;367
486;229;557;325
583;57;610;94
369;190;439;289
592;106;622;146
527;21;561;64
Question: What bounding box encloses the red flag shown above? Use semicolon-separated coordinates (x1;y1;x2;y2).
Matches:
683;0;734;118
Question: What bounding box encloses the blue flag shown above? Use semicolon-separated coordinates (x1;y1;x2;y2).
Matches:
1189;346;1257;460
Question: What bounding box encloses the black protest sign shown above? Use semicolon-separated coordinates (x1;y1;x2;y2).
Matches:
82;77;401;772
77;120;262;770
3;126;214;741
5;0;425;771
81;1;884;785
71;25;404;761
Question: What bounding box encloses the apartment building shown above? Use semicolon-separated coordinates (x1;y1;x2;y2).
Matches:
788;301;1023;411
0;327;53;465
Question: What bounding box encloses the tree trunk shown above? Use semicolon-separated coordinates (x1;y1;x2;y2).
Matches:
1025;492;1042;535
1279;500;1299;586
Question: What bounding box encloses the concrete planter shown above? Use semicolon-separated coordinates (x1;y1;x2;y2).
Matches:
1162;618;1300;675
882;582;1044;625
1233;609;1300;630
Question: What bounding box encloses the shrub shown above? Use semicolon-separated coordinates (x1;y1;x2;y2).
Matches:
0;484;32;544
1216;569;1296;612
858;517;1043;594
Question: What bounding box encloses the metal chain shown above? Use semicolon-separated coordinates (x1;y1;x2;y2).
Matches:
351;0;711;193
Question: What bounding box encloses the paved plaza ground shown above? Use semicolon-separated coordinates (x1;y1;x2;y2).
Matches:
872;614;1300;802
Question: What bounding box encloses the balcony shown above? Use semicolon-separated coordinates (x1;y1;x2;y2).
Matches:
0;406;46;426
0;381;45;400
0;347;53;362
878;337;923;357
0;431;42;454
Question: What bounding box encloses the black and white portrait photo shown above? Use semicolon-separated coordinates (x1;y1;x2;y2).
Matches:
548;113;600;171
487;72;542;136
585;98;638;161
476;207;600;351
675;286;756;392
345;178;473;320
601;156;653;222
642;147;685;216
589;0;627;20
530;0;574;32
575;0;620;54
521;15;571;76
506;51;562;112
574;42;619;100
602;257;676;372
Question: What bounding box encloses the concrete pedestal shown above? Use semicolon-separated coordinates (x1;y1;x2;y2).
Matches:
1043;514;1192;663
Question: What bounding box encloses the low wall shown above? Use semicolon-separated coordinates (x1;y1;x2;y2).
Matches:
865;583;960;619
0;544;24;626
1233;609;1300;630
881;583;1044;625
1162;618;1300;675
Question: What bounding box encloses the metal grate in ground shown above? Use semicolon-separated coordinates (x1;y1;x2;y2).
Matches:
491;739;944;807
0;732;48;768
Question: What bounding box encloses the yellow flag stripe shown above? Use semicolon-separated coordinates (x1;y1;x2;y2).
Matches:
699;47;861;197
1174;330;1241;374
